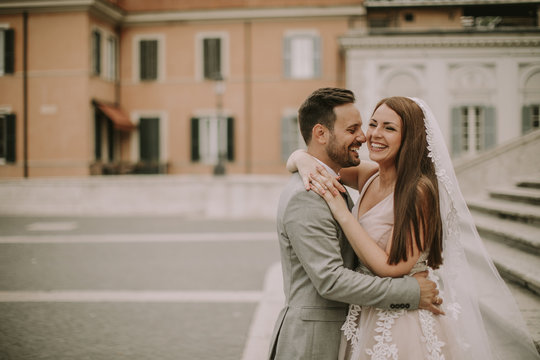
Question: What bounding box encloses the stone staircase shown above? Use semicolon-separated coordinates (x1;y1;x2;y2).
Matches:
467;175;540;352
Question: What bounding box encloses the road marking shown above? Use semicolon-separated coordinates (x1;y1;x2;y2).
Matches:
26;222;78;232
0;232;276;244
0;290;263;303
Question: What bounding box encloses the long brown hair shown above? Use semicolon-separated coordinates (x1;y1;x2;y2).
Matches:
373;97;443;269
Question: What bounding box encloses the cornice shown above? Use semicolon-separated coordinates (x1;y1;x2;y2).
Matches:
0;0;124;23
365;0;540;7
122;6;365;25
340;32;540;49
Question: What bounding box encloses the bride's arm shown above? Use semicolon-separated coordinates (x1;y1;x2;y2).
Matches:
286;149;344;194
310;168;423;278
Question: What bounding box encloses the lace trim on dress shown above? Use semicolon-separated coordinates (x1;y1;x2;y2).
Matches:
342;304;362;348
364;309;405;360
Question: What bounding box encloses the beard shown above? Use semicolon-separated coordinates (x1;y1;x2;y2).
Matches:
327;132;361;168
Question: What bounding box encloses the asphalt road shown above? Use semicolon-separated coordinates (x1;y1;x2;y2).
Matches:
0;216;280;360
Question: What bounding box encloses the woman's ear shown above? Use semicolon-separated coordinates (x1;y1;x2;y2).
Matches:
312;124;329;145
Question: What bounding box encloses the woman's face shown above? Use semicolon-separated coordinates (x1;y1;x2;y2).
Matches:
367;103;403;166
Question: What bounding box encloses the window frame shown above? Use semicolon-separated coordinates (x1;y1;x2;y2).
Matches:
133;34;165;83
195;32;229;81
0;113;16;165
451;105;496;157
91;29;101;76
191;115;234;164
283;30;321;80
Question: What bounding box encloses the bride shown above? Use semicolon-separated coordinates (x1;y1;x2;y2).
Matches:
288;96;539;359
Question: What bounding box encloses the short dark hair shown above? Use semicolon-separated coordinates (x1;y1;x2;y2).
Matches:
297;87;356;144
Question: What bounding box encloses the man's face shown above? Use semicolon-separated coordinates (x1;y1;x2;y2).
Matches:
326;103;366;169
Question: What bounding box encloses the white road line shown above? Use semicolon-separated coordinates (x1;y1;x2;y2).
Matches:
0;232;276;244
0;290;263;303
26;221;78;232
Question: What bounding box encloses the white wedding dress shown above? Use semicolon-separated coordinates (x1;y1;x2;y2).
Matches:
338;97;539;360
338;173;464;360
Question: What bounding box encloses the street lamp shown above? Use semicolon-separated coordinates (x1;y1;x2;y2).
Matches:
213;73;226;175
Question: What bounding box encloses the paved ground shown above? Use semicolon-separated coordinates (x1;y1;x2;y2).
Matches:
0;216;282;360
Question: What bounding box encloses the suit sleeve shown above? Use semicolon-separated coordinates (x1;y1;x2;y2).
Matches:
284;190;420;309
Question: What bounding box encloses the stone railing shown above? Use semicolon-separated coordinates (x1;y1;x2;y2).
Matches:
0;175;289;218
454;129;540;197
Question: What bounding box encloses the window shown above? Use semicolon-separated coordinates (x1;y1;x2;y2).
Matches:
451;105;496;157
0;28;14;76
106;36;117;81
191;116;234;163
197;33;228;81
283;32;321;79
203;38;221;80
0;114;16;164
139;39;158;81
92;30;101;76
281;114;304;161
522;105;540;134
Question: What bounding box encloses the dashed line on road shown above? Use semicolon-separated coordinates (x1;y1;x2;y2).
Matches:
0;232;276;244
0;290;264;303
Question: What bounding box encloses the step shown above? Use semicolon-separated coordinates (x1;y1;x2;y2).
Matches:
467;197;540;227
482;237;540;297
516;176;540;190
505;282;540;354
471;212;540;256
488;186;540;206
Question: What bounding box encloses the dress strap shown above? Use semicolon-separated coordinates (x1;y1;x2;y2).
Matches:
358;172;379;203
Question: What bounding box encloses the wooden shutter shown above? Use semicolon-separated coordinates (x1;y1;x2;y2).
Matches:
313;36;321;78
226;117;234;161
522;105;531;134
94;113;102;160
140;40;157;81
4;29;14;74
5;114;15;163
107;119;114;162
281;116;297;162
204;38;221;80
483;106;496;150
139;118;160;162
283;37;291;78
190;117;200;162
451;107;462;157
92;31;101;75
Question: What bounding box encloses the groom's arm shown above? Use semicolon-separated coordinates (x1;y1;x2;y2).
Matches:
285;190;420;309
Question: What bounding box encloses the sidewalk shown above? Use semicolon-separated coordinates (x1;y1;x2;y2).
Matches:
242;262;284;360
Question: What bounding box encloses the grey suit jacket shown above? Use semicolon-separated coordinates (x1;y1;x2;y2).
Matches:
268;173;420;360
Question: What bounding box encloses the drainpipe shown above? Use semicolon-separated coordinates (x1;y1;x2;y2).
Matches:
244;21;252;174
23;11;28;178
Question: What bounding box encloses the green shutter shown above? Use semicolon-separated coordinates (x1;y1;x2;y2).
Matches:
191;117;200;162
139;118;160;162
451;107;462;157
281;116;297;162
522;105;531;134
107;119;114;162
4;29;14;74
92;31;101;75
140;40;157;80
283;37;291;78
483;106;496;150
226;117;234;161
94;113;102;160
313;36;321;78
204;38;221;80
5;114;15;163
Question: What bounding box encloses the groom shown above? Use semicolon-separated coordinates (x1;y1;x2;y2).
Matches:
268;88;442;359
